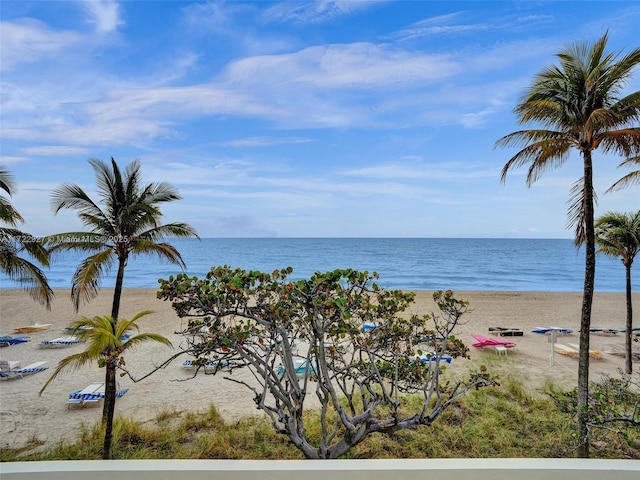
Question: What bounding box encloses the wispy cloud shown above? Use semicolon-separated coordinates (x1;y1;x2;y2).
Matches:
263;0;379;25
21;146;92;157
81;0;123;33
222;136;312;147
223;43;459;89
0;19;80;71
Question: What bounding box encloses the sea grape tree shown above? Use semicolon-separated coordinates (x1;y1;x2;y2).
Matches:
157;266;495;459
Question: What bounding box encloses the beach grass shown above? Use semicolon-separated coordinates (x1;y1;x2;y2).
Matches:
2;377;638;461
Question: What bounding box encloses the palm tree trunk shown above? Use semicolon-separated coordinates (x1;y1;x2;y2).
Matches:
102;361;117;459
577;152;595;458
111;254;127;321
625;264;633;374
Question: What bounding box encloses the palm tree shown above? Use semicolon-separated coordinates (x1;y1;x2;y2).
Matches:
595;211;640;374
46;157;199;320
496;32;640;457
0;167;53;308
40;311;172;459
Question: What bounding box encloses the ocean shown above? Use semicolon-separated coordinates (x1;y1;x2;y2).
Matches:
2;238;637;293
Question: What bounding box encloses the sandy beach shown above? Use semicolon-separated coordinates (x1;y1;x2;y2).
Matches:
0;288;637;452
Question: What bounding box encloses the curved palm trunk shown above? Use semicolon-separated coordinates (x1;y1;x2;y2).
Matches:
625;263;633;374
102;361;117;459
577;152;595;458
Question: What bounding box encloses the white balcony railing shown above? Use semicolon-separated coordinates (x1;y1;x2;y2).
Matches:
1;458;639;480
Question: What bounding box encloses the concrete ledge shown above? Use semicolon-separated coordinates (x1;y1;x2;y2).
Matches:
1;459;639;480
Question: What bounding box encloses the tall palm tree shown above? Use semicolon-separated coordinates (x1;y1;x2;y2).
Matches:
496;32;640;457
0;167;53;308
595;211;640;374
47;157;199;319
40;310;172;459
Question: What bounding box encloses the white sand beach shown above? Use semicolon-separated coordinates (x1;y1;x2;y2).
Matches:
0;288;637;452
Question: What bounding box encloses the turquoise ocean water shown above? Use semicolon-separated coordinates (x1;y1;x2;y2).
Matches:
2;238;637;293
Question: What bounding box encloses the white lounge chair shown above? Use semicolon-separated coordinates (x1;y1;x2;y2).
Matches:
0;361;48;380
0;360;20;371
67;382;129;409
276;358;318;379
567;343;603;360
554;344;579;358
182;358;233;373
39;336;81;348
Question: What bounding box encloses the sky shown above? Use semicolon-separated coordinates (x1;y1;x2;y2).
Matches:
1;0;639;239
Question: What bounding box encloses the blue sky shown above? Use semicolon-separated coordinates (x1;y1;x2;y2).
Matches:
1;1;639;238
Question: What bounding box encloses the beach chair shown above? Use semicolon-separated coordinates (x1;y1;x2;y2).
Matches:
13;323;52;333
567;343;603;360
182;358;232;373
413;353;453;364
554;344;579;358
67;382;129;409
488;327;524;337
471;334;516;355
39;336;81;348
603;344;640;361
67;382;105;408
532;327;573;335
0;361;48;380
471;334;516;348
0;360;20;371
276;358;318;379
589;327;618;336
0;335;30;347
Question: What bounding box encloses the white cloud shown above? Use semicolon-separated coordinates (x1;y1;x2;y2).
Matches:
21;146;92;157
390;12;491;41
0;19;80;71
222;136;312;147
81;0;123;33
263;0;379;25
223;43;459;89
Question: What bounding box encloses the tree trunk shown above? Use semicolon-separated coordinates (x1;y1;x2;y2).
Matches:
577;152;595;458
625;263;633;374
104;250;126;459
101;361;117;459
111;254;127;321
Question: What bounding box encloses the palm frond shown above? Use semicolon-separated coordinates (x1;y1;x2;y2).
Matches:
44;232;113;252
607;156;640;192
597;129;640;156
51;183;105;219
129;240;187;269
123;332;173;350
0;168;17;196
0;197;24;226
141;182;183;204
0;248;53;309
71;249;115;311
39;350;96;395
498;133;571;185
566;177;599;246
139;223;200;241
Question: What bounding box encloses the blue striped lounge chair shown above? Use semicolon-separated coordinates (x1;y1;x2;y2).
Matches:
0;361;48;380
40;337;81;348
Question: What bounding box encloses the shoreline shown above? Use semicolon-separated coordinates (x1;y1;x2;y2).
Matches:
1;288;637;452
